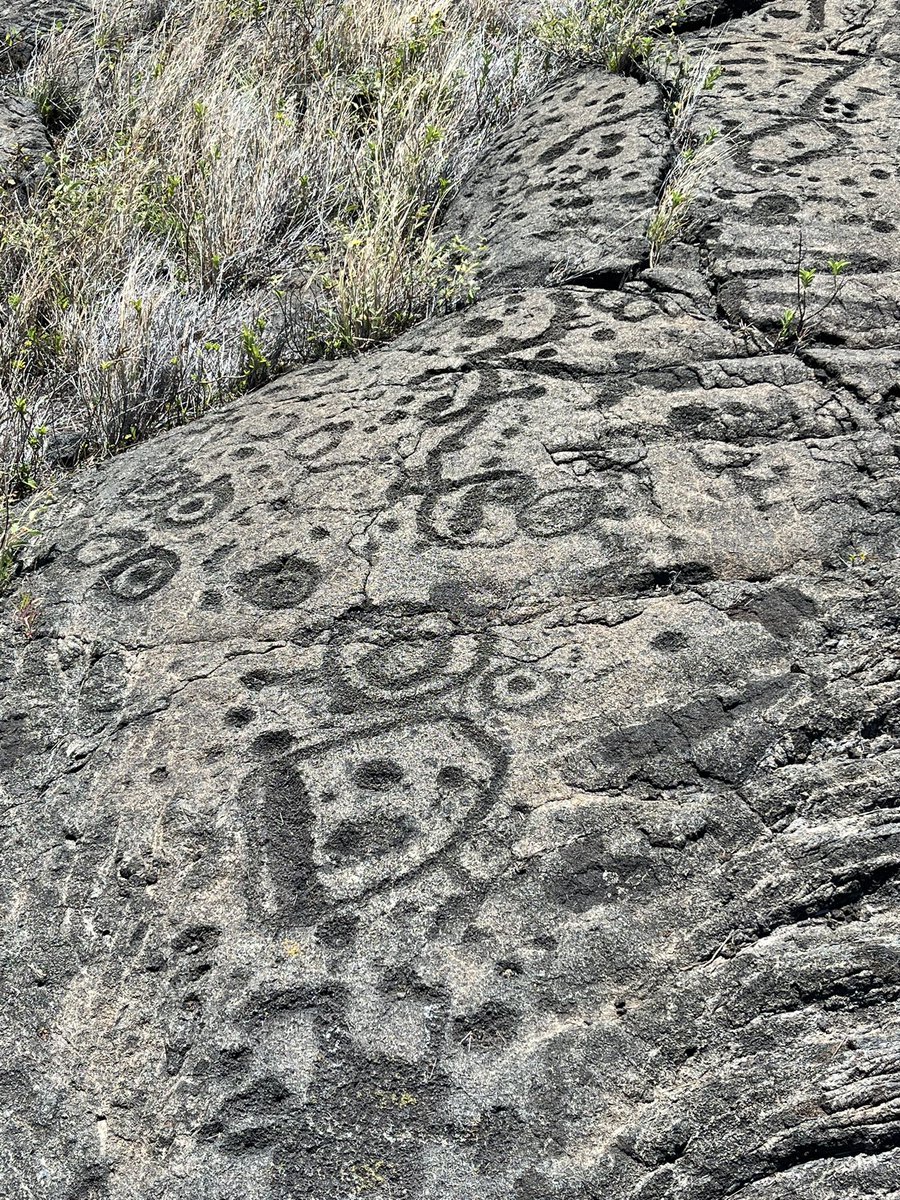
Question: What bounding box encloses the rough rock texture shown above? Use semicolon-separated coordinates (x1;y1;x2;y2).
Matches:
0;0;84;59
684;0;900;347
444;71;668;288
3;3;900;1199
0;0;67;190
0;92;49;189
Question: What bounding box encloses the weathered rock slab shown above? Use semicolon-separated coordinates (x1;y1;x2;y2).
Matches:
444;71;668;288
0;91;48;187
2;8;900;1200
686;7;900;349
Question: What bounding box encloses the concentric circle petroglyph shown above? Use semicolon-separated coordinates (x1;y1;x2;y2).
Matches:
98;546;181;601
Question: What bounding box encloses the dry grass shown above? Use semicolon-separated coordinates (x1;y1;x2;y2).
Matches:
646;131;729;266
0;0;555;495
0;0;694;585
0;487;50;590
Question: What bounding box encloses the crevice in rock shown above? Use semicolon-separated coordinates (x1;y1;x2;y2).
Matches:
555;261;650;290
728;1121;900;1196
673;0;772;36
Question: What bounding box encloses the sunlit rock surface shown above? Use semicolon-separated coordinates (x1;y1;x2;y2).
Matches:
3;1;900;1197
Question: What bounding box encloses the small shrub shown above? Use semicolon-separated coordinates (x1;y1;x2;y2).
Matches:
775;246;851;350
531;0;682;72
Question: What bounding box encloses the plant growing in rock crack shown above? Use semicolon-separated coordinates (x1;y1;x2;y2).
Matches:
774;241;852;350
642;33;728;268
646;128;727;266
0;489;50;593
648;36;723;149
13;591;40;639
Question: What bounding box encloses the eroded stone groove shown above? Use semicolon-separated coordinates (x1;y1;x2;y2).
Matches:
2;2;900;1198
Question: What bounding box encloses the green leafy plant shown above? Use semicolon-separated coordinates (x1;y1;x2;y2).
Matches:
237;317;271;391
646;129;726;266
532;0;686;72
775;238;852;349
0;491;51;593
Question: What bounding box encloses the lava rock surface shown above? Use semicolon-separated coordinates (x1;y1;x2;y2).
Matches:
2;1;900;1198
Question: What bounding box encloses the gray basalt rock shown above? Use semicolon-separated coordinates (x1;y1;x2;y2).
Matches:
0;0;70;190
0;0;85;61
0;92;48;189
2;10;900;1200
684;0;900;350
444;71;668;289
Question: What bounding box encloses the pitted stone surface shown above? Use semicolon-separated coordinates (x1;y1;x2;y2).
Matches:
3;9;900;1200
443;71;668;288
685;0;900;349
